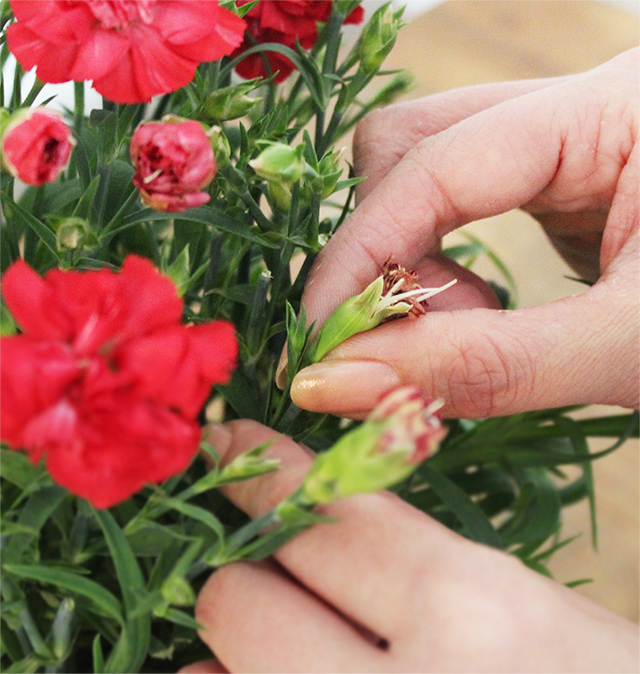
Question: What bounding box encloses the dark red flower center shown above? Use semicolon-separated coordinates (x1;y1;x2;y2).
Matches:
86;0;156;30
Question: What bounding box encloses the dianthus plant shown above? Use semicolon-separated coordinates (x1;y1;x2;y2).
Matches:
0;1;637;672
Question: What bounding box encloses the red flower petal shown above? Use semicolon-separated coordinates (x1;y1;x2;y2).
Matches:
0;336;79;451
46;397;200;508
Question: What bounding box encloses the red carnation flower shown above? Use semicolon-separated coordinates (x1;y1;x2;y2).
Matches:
0;256;238;508
1;108;75;186
6;0;246;104
130;119;216;212
234;0;364;83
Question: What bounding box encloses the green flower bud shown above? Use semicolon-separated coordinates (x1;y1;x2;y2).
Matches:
358;3;404;75
312;257;457;362
315;147;345;199
203;81;263;121
249;143;306;183
48;216;95;251
301;386;446;503
268;180;293;212
161;576;195;607
208;125;231;168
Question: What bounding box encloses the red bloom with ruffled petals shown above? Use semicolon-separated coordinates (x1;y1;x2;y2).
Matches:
1;109;75;186
234;0;364;83
130;120;216;213
6;0;246;104
0;256;238;508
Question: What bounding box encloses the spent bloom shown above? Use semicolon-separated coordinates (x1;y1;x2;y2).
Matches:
6;0;246;104
312;257;457;362
0;256;237;508
301;385;446;503
234;0;364;82
1;108;75;186
130;119;216;212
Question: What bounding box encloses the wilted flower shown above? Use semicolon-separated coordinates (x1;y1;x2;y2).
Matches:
0;256;238;508
301;385;446;503
130;120;216;212
1;108;75;186
6;0;246;104
312;257;457;362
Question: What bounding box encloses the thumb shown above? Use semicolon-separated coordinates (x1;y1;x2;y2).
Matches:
290;275;639;419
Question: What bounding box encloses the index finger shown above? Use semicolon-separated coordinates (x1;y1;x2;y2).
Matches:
302;82;564;327
206;420;480;642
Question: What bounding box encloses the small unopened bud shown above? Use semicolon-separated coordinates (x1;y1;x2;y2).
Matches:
312;257;456;362
358;2;404;75
249;143;306;183
301;385;446;503
208;125;231;168
161;576;195;606
203;80;263;121
49;216;95;251
313;147;345;199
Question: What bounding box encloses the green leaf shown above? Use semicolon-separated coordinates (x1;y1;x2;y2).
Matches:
161;608;203;631
3;565;124;626
71;175;100;220
120;206;280;248
92;635;105;674
554;417;597;549
421;466;503;549
2;198;58;257
0;449;49;491
3;487;67;564
92;509;151;674
499;470;561;548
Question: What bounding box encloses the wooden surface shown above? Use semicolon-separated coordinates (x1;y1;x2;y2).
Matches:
379;1;639;621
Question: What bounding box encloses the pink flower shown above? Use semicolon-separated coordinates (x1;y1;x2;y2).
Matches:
6;0;246;104
1;109;75;186
0;256;238;508
234;0;364;83
130;120;216;212
369;386;446;463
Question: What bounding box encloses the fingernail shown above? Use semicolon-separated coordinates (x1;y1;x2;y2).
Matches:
205;423;233;460
291;360;401;415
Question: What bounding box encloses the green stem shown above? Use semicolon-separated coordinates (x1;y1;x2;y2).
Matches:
73;82;84;132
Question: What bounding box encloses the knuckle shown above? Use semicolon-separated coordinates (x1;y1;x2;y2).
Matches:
440;324;537;418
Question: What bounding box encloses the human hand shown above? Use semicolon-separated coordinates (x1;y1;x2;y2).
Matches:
180;420;639;673
289;48;639;419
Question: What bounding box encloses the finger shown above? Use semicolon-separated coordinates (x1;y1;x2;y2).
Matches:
195;560;385;673
301;52;633;330
178;659;227;673
354;76;567;203
207;420;477;641
292;266;640;418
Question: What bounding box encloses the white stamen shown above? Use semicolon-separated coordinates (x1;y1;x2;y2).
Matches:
377;279;457;311
143;168;163;184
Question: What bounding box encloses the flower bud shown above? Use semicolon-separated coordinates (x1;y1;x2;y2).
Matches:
312;257;457;362
130;119;216;212
48;216;96;252
249;142;306;184
208;125;231;168
306;147;345;200
1;108;75;185
358;3;404;75
301;386;446;504
161;576;195;607
203;80;263;121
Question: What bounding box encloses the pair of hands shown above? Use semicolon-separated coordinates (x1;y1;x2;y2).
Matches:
183;49;639;672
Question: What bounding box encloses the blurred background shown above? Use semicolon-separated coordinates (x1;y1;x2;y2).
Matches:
376;0;638;622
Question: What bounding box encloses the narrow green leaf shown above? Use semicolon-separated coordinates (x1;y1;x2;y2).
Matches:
3;565;124;625
421;466;503;549
92;635;105;674
92;509;151;674
2;199;58;257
